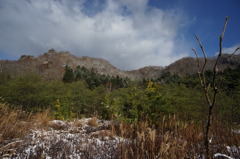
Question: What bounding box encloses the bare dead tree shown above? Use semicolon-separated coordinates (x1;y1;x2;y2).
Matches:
192;16;240;159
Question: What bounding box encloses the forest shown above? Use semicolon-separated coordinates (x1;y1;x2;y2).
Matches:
1;64;240;123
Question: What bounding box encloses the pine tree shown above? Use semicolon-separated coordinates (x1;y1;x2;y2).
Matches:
62;65;74;83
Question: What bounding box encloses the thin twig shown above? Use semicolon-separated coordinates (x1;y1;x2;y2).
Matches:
192;49;204;87
194;35;208;96
193;35;211;105
228;47;240;63
194;34;208;74
192;48;200;68
212;16;229;100
219;16;229;57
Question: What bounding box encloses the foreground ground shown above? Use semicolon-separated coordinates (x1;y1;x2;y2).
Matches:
0;103;239;159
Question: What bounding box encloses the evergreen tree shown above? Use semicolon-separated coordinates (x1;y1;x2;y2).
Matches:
62;65;74;83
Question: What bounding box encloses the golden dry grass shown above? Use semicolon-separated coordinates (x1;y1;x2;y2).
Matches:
0;103;239;158
0;103;51;144
31;109;52;130
88;117;99;127
0;103;31;144
111;116;240;159
72;119;84;127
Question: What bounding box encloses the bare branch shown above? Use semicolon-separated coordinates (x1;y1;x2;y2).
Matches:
192;49;199;61
194;34;208;61
194;34;208;89
228;46;240;63
207;83;211;94
192;48;204;88
219;16;229;56
213;17;229;93
230;46;240;57
192;16;233;159
192;48;212;105
192;49;200;70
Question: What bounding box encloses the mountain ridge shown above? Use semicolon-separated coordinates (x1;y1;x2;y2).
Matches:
1;49;240;80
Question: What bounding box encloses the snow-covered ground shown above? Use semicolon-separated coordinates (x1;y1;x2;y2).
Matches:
1;118;127;159
1;118;239;159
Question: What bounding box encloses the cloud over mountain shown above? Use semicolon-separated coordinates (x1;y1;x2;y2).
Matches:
0;0;189;70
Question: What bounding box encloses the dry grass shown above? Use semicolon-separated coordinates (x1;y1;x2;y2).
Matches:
0;104;239;158
112;116;240;159
112;117;191;158
0;103;51;143
90;130;115;140
88;117;99;127
31;109;51;128
72;119;84;127
0;103;32;144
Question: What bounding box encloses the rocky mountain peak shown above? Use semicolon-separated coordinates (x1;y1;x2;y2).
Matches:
1;50;240;80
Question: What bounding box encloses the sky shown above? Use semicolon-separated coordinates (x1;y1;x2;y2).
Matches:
0;0;239;70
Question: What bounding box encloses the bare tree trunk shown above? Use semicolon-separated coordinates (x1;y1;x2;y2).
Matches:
192;16;240;159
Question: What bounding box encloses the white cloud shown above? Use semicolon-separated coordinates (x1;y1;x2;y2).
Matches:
222;44;240;54
0;0;189;70
215;43;240;56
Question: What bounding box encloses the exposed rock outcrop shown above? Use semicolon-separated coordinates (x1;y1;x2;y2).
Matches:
0;49;240;80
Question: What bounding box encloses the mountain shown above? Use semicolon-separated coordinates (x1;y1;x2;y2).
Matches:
126;66;164;80
163;54;240;77
0;49;129;80
0;49;239;80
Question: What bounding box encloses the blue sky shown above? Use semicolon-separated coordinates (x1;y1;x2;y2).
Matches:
0;0;239;70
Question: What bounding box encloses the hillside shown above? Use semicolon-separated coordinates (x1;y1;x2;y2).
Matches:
0;49;129;80
163;54;240;77
126;66;164;80
0;49;240;80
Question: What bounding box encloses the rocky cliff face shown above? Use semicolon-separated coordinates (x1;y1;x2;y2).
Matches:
0;49;129;80
0;49;239;80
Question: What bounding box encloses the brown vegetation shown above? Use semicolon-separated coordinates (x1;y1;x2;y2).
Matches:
88;117;99;127
0;104;239;158
0;103;51;143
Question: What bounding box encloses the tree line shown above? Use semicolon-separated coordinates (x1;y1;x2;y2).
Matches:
0;64;239;123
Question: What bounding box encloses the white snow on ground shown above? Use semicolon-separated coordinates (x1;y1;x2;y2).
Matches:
212;144;240;159
0;118;127;159
214;153;235;159
1;118;239;158
232;129;240;134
